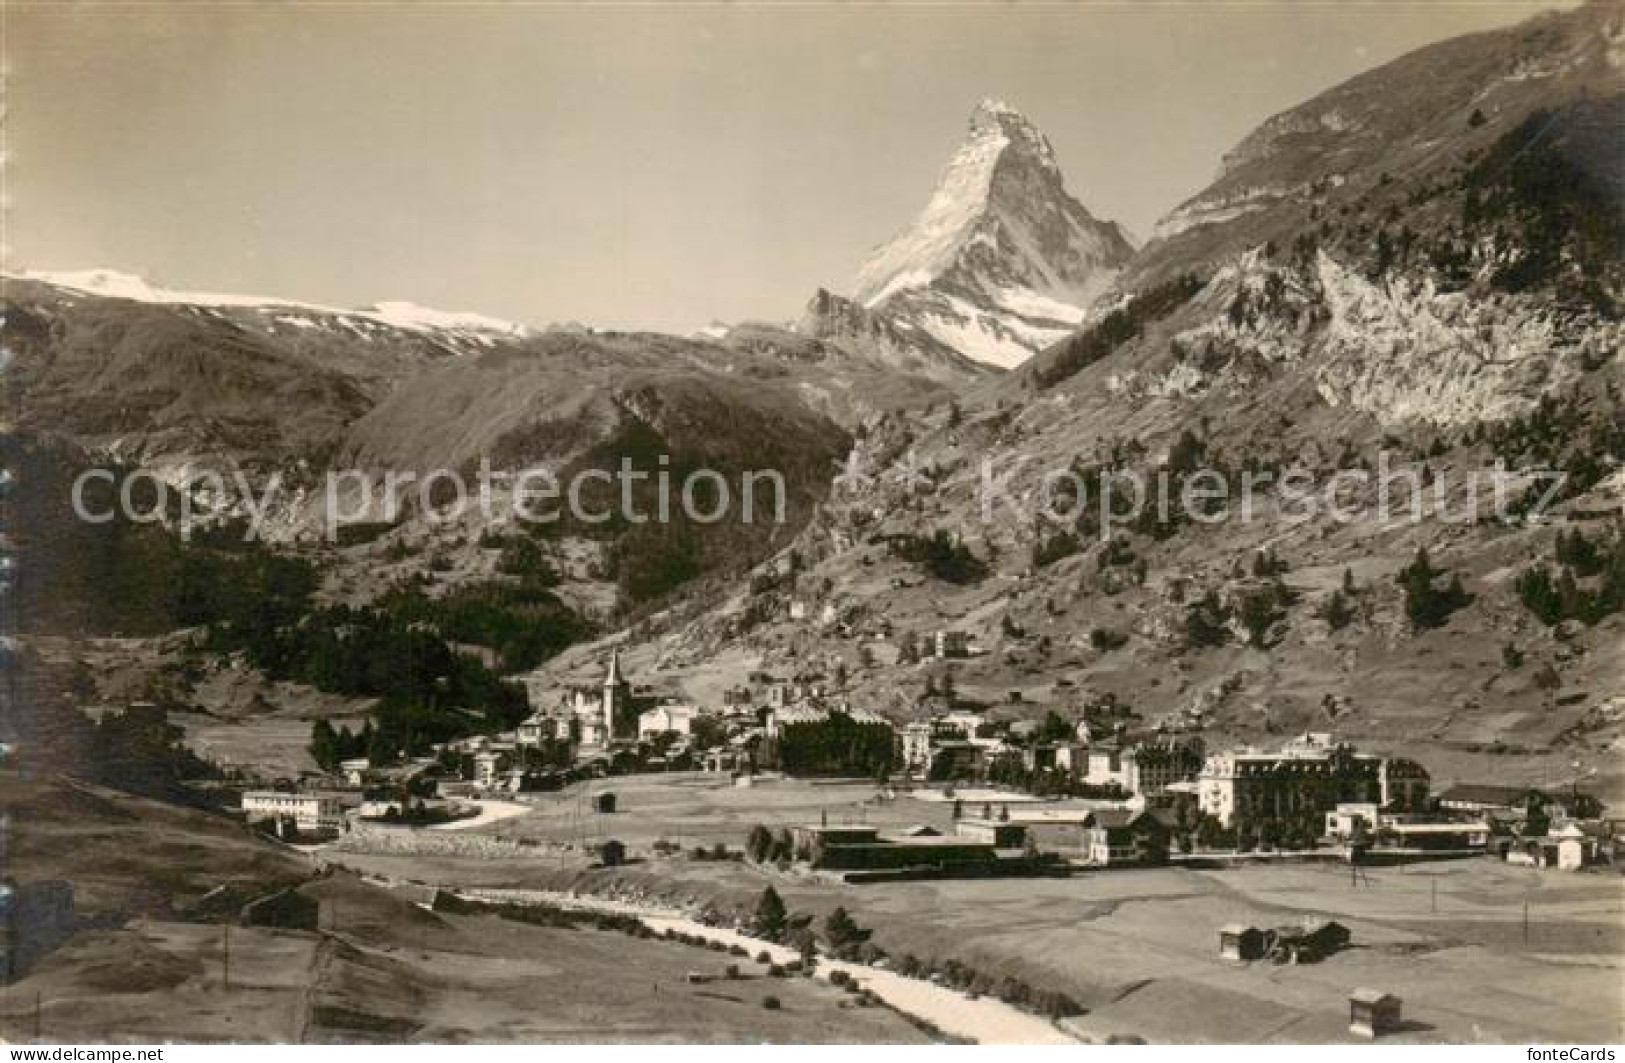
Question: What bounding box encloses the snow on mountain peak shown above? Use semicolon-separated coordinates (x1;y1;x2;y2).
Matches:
11;268;533;343
847;100;1136;368
14;268;324;310
365;300;531;338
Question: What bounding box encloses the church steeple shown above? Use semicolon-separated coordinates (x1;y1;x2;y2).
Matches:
602;648;635;742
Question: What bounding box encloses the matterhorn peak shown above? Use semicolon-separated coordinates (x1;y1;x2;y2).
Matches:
847;100;1135;368
969;97;1026;130
966;98;1059;167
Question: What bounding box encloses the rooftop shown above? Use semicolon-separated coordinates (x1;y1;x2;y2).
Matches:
1437;783;1546;805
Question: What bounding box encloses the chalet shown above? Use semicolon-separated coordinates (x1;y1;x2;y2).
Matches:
1268;918;1350;963
1218;924;1266;962
1081;809;1172;866
1349;988;1402;1038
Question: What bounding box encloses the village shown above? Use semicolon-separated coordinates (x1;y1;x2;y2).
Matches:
239;643;1617;879
195;640;1623;1043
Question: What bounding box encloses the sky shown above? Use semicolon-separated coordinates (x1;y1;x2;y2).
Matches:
4;1;1574;333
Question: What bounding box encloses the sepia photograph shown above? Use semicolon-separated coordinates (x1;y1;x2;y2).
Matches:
1;0;1622;1050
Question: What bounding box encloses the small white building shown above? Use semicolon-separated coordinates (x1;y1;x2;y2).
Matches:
1082;746;1136;791
939;710;991;743
639;703;700;738
338;758;371;787
1554;823;1593;870
472;751;509;788
1324;802;1381;840
517;710;569;747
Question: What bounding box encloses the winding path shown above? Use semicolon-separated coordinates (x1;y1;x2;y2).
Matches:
430;799;533;831
458;886;1082;1045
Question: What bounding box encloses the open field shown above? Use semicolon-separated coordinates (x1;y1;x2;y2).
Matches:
0;773;314;917
487;773;1009;851
0;885;930;1044
327;772;1625;1044
9;771;1621;1043
0;772;929;1044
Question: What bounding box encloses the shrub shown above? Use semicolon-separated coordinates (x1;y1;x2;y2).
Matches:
1089;627;1128;651
1032;531;1081;568
1396;548;1471;629
889;530;988;585
1321;589;1356;632
1184;592;1231;648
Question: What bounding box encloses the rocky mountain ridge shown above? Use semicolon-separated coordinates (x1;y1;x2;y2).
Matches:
843;98;1136;369
535;2;1625;797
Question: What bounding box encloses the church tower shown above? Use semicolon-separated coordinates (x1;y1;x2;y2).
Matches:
602;649;636;743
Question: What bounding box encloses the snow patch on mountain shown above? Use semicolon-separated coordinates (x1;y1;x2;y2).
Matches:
13;268;535;344
17;268;328;311
365;301;530;339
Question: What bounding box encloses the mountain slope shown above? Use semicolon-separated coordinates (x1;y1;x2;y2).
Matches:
561;2;1625;801
1125;0;1625;293
791;288;992;382
0;274;863;617
848;99;1136;369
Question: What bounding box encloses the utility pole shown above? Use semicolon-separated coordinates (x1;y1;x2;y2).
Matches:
223;923;231;990
1523;899;1530;947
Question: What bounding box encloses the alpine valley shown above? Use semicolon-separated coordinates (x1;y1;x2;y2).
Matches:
6;0;1624;807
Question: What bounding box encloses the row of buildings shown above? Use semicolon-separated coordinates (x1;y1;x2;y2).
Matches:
237;649;1608;870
